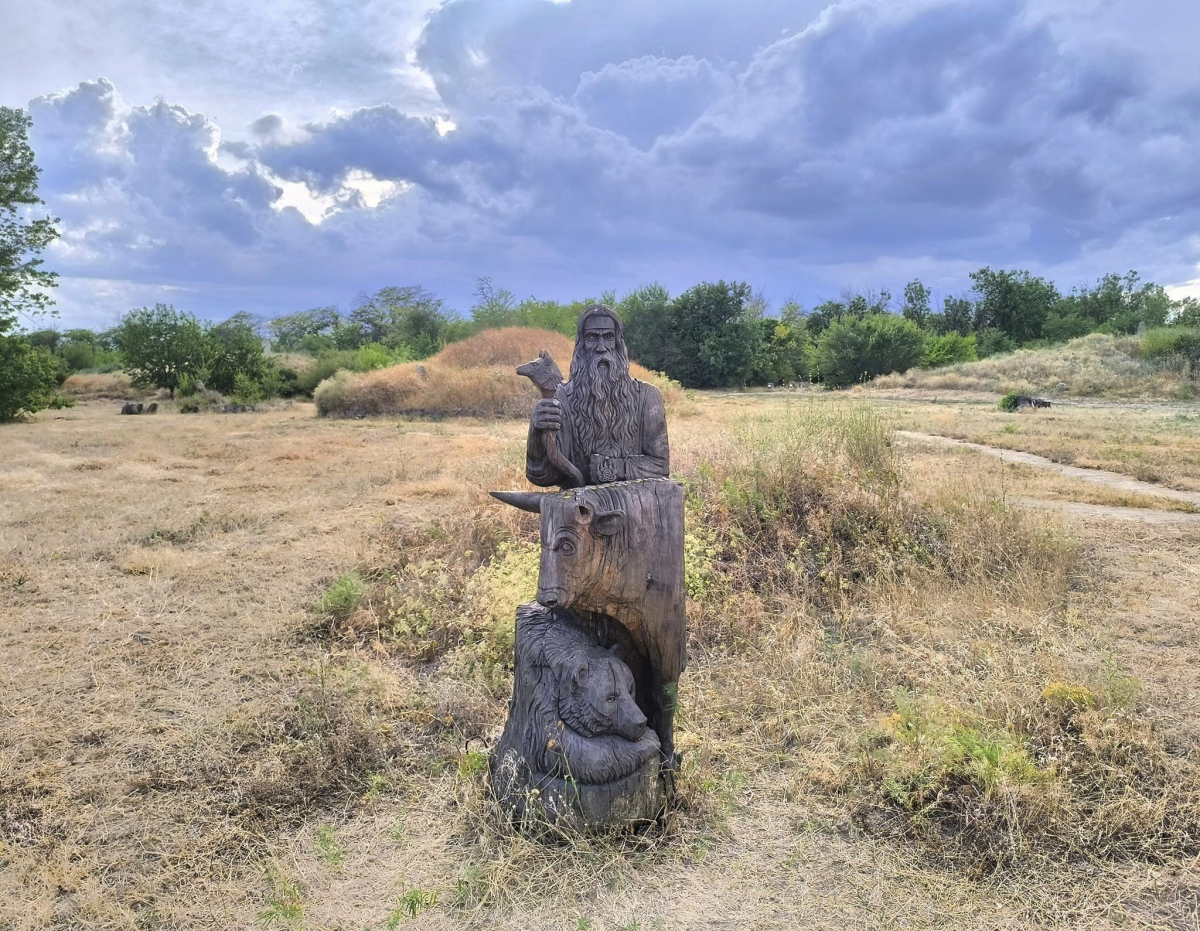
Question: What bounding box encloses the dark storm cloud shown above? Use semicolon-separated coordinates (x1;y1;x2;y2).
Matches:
20;0;1200;325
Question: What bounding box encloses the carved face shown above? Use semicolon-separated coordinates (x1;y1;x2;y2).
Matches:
580;315;618;379
559;651;647;742
536;495;625;609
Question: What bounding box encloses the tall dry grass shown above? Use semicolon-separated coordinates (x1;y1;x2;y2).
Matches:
315;327;692;419
60;371;145;400
328;399;1198;886
873;332;1195;398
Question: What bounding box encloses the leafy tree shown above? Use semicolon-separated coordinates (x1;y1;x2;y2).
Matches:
803;300;848;335
750;302;811;385
1;107;59;329
812;313;924;388
269;306;342;352
468;277;518;330
901;280;932;328
0;333;57;420
1171;298;1200;328
619;282;674;372
1049;271;1175;337
205;312;270;394
804;289;890;335
349;285;449;355
936;295;974;336
26;328;62;353
664;280;760;388
116;304;207;397
920;332;978;369
1;106;61;420
969;267;1059;344
977;326;1017;357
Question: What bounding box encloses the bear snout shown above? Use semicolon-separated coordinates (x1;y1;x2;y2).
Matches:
617;704;648;742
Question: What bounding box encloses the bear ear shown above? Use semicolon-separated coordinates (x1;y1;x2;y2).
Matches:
592;509;625;536
572;662;589;692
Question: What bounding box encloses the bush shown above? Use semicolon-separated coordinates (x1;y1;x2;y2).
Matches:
313;370;358;417
231;372;264;406
46;393;76;409
0;334;58;421
813;313;925;388
319;573;364;620
294;350;360;396
205;313;272;395
920;332;978;369
1141;326;1200;373
977;327;1017;358
998;390;1021;412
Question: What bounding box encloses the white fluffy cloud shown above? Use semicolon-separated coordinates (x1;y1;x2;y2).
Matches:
17;0;1200;325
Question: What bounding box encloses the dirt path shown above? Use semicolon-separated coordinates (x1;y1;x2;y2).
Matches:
899;430;1200;511
1013;497;1200;523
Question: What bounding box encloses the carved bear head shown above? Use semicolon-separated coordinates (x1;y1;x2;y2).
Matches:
557;647;647;743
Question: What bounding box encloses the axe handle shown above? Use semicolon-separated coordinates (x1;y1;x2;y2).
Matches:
518;372;585;488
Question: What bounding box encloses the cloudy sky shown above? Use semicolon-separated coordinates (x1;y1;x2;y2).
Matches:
4;0;1200;328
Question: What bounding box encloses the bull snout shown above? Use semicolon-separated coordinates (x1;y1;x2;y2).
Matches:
536;587;567;608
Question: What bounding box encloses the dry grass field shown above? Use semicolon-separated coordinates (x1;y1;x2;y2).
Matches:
862;392;1200;493
2;393;1199;930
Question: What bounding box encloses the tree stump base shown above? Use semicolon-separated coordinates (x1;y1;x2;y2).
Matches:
489;603;667;830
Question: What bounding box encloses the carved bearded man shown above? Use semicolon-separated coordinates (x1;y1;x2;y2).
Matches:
527;304;669;488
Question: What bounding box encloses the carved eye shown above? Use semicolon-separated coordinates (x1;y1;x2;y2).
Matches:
607;694;618;703
555;539;575;556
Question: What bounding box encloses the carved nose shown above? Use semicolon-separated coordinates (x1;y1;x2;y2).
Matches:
537;589;559;607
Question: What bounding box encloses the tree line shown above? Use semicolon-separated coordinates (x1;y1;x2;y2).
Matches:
4;100;1200;420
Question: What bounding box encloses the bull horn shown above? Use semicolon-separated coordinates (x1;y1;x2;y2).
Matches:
489;490;545;513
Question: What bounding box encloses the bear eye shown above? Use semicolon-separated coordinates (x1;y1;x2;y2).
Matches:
555;539;575;556
607;693;618;703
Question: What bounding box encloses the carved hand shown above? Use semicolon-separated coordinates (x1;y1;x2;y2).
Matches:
532;398;563;432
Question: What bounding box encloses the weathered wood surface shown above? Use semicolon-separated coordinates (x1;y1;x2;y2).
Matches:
525;305;669;488
491;602;664;827
489;304;686;828
516;350;586;487
490;478;686;768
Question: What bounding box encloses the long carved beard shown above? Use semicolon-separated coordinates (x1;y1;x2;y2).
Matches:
569;345;639;456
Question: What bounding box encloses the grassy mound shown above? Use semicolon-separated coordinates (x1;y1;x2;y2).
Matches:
872;332;1196;399
314;326;691;418
60;372;146;400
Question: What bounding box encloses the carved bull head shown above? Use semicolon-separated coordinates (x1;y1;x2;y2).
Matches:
490;490;626;609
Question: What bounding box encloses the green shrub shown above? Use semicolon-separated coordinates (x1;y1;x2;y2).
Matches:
920;332;978;369
977;327;1017;357
46;393;76;409
295;350;360;395
998;390;1021;412
204;313;271;394
320;573;364;619
1141;326;1200;371
231;372;263;406
812;313;925;387
0;335;58;421
354;342;400;372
